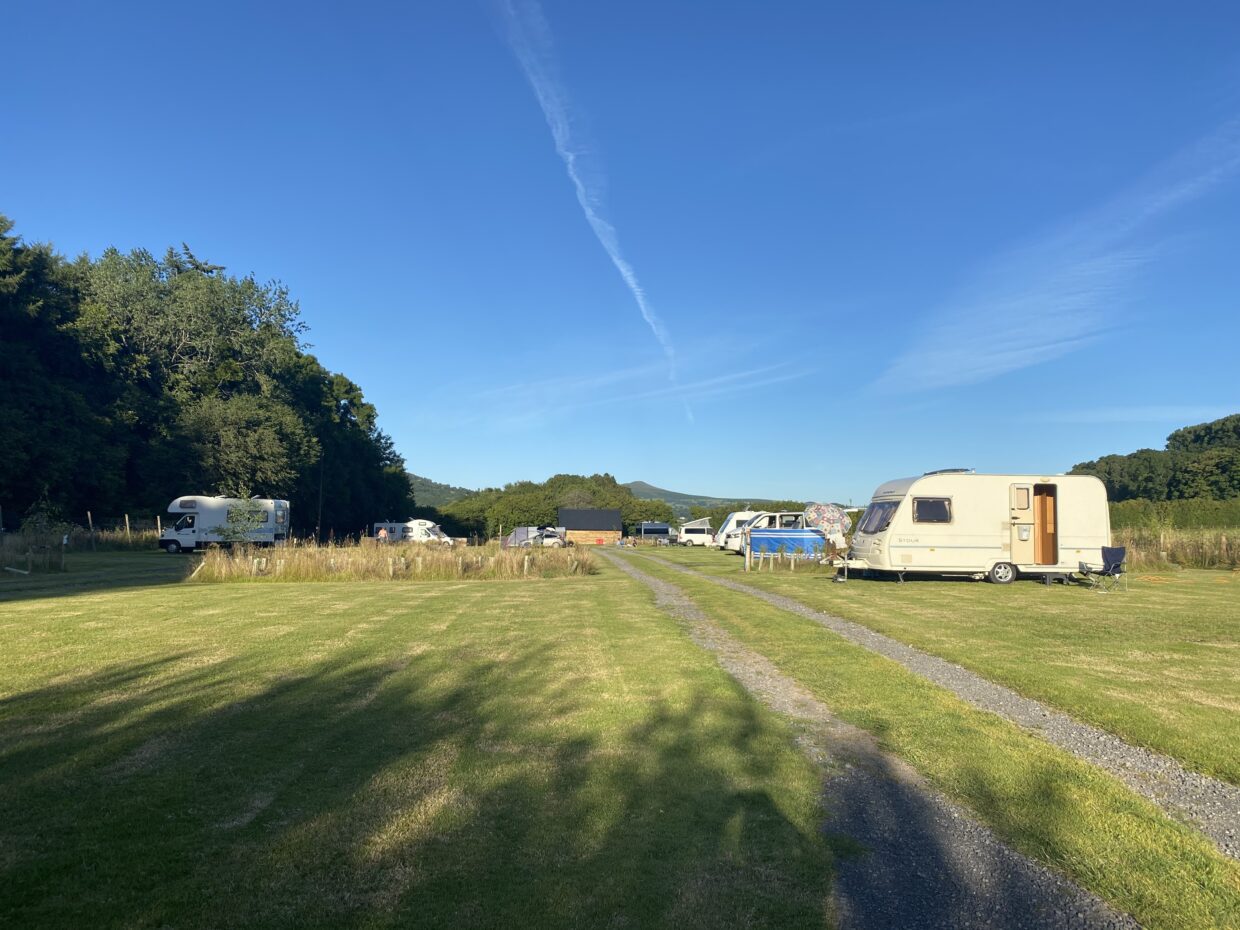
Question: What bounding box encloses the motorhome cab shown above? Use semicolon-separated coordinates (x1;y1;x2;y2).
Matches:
160;496;289;553
373;519;454;545
714;511;758;550
845;471;1110;583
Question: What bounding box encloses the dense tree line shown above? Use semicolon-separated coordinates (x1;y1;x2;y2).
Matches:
438;474;674;537
0;216;412;535
1070;414;1240;502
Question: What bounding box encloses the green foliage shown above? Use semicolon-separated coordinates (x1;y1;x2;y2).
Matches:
0;215;412;536
438;473;676;537
1072;414;1240;502
407;473;475;508
1110;498;1240;529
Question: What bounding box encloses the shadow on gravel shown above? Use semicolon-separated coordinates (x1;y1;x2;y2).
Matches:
824;749;1099;930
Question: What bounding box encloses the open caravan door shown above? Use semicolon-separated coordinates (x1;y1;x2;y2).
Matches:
1009;483;1034;565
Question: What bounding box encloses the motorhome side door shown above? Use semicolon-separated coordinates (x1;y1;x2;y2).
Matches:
1009;484;1034;564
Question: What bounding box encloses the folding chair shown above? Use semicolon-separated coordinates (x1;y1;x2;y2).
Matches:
1078;546;1127;592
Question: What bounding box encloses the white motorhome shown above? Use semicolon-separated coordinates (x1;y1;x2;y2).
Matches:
160;496;289;553
713;511;758;549
373;519;454;546
844;470;1110;583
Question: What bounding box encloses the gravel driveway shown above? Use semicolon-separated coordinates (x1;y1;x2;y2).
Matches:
631;550;1240;862
601;550;1139;930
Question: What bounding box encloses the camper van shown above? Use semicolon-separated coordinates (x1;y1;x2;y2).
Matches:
713;511;758;549
677;522;714;546
844;471;1110;583
373;519;454;545
160;496;289;553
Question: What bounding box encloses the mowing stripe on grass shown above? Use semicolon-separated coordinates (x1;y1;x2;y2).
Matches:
637;550;1240;862
603;551;1139;930
617;550;1240;930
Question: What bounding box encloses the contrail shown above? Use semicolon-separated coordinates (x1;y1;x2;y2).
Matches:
498;0;677;378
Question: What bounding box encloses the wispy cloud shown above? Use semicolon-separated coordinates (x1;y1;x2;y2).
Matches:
498;0;677;377
483;363;811;430
873;119;1240;394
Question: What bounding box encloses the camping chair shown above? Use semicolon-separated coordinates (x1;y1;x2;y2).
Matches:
1079;547;1127;592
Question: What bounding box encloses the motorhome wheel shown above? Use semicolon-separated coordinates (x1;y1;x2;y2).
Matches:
988;562;1017;584
162;541;182;554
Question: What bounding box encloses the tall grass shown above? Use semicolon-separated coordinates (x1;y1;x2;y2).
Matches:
191;540;597;583
1114;527;1238;570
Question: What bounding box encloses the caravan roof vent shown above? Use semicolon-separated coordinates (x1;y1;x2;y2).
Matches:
923;468;975;476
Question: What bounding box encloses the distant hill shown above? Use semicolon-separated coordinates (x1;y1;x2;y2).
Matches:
408;473;476;508
623;481;780;518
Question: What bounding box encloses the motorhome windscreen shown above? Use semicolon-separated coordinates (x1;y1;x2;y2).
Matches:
856;500;899;534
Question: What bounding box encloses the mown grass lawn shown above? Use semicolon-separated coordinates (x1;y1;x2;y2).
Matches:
648;547;1240;784
623;550;1240;930
0;557;831;929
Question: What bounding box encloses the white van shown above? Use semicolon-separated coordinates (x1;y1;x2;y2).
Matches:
374;519;454;545
730;511;810;555
160;496;289;553
678;525;714;546
844;470;1110;583
714;511;758;549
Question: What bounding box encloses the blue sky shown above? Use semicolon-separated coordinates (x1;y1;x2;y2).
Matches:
5;1;1239;504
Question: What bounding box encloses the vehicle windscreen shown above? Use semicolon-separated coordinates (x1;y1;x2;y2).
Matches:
856;500;899;535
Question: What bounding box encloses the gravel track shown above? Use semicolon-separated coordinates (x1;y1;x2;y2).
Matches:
602;550;1139;930
633;551;1240;861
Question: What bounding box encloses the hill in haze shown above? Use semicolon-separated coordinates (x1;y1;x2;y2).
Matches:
623;481;780;519
408;473;476;508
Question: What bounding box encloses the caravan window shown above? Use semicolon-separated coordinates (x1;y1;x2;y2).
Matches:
912;498;952;523
856;500;899;534
174;514;196;531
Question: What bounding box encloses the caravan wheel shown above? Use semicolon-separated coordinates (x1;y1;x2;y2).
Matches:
162;541;182;555
988;562;1017;584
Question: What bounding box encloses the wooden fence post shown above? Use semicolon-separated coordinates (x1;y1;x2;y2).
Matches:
156;515;162;535
124;514;131;540
86;511;96;552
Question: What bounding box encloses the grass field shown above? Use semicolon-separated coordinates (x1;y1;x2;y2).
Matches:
0;556;832;929
647;547;1240;785
620;550;1239;930
3;551;1238;929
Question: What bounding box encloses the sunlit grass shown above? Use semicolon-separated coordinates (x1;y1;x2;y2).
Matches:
0;558;829;929
650;547;1240;784
623;551;1240;930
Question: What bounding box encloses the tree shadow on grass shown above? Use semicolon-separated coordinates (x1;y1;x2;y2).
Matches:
0;643;832;929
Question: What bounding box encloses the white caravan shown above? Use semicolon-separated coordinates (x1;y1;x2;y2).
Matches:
844;471;1110;583
160;496;289;553
713;511;758;549
373;519;454;545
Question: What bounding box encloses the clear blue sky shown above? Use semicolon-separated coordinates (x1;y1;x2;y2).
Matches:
6;1;1239;504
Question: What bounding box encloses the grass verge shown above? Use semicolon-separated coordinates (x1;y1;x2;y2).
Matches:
623;551;1240;930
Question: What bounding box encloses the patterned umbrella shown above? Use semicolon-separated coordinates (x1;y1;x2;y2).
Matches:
803;503;851;537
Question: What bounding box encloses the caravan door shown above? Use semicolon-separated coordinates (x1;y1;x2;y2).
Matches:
1009;483;1034;564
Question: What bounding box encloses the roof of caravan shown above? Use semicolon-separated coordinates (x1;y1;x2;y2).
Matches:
680;518;713;528
870;472;1099;499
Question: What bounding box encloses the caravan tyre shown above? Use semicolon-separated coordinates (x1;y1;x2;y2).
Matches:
162;541;181;555
988;562;1017;584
